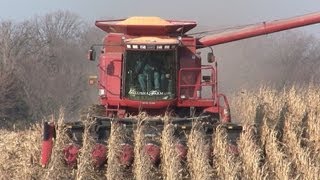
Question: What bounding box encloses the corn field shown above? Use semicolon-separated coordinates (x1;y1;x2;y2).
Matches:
1;85;320;179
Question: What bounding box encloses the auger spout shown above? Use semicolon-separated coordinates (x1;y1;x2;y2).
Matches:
197;12;320;48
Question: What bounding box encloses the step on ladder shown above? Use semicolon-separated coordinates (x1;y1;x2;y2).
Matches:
105;103;125;118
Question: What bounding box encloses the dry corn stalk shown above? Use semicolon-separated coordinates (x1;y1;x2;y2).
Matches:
0;123;43;179
45;110;74;180
76;115;99;180
238;125;267;180
187;122;213;180
281;88;320;179
106;122;130;180
263;122;292;180
161;115;184;180
213;126;241;180
133;112;155;180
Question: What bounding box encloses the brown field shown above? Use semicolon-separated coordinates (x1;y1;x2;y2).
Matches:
1;85;320;179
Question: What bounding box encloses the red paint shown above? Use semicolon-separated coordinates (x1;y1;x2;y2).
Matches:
178;66;216;102
63;144;80;168
104;53;122;99
217;94;231;123
198;12;320;47
175;143;187;159
228;144;239;155
92;143;107;168
40;122;55;167
144;143;161;165
119;143;134;166
40;140;53;167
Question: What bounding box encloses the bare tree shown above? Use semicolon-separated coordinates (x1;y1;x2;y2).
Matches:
16;11;99;119
0;20;35;122
0;20;35;71
0;70;28;122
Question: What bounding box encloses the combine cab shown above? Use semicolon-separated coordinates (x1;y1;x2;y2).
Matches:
41;13;320;168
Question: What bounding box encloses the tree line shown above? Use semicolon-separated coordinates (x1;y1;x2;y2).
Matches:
0;11;103;122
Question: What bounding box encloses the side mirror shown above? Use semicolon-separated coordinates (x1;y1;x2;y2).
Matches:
87;48;96;61
207;52;215;63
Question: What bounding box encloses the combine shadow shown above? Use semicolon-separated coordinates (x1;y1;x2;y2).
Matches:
274;103;288;143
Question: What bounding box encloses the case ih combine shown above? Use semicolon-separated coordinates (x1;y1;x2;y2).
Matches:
41;12;320;168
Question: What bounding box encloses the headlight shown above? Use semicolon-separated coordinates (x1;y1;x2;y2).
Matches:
156;45;163;49
140;45;146;49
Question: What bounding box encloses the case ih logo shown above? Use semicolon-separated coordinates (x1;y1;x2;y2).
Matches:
128;89;165;96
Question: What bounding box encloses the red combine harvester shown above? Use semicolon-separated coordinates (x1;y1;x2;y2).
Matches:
41;12;320;168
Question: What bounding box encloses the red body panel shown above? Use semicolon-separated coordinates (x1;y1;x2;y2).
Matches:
63;144;80;168
40;122;55;167
178;37;200;100
101;98;176;109
103;53;122;99
98;32;218;113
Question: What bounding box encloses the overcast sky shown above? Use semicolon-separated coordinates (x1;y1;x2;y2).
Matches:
1;0;320;32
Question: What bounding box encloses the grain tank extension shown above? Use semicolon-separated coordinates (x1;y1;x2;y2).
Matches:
41;12;320;168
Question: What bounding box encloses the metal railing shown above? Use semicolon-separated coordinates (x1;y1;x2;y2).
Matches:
178;65;217;101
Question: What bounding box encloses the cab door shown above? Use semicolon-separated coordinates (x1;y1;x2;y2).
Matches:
104;52;123;99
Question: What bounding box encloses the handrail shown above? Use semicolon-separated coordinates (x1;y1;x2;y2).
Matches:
178;65;217;101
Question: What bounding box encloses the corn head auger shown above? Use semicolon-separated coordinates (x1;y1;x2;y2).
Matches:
41;107;242;168
40;12;320;168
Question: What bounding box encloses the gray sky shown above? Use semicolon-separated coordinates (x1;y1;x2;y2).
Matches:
1;0;320;32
